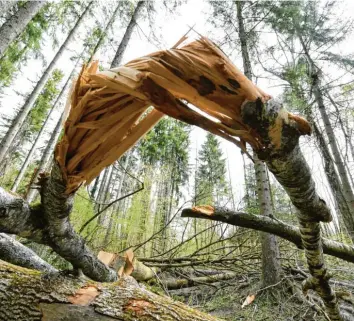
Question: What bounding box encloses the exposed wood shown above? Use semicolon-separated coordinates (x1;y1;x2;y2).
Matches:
0;261;223;321
56;37;308;194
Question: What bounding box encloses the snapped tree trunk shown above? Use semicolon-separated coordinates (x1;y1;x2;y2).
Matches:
0;261;221;321
0;2;92;164
0;1;45;57
236;0;281;286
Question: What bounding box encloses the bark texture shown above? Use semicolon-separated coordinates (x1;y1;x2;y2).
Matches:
0;1;45;57
297;32;354;242
0;164;117;282
0;233;56;273
241;98;343;320
0;261;222;321
236;0;281;286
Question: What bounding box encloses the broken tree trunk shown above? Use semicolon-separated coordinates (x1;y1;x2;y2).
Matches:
0;261;222;321
0;36;347;320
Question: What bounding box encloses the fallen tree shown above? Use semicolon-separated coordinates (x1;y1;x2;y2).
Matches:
0;260;221;321
181;208;354;264
0;36;352;320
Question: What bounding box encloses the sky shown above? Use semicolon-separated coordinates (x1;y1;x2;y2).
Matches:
1;0;353;231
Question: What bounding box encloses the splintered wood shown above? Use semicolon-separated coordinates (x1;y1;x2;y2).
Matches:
55;37;288;193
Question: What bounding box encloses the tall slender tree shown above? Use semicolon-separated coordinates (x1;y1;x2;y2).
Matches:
110;0;146;67
258;0;354;242
0;1;46;57
0;2;93;165
210;0;282;286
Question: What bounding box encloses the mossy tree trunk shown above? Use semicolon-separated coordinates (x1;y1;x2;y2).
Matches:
0;261;222;321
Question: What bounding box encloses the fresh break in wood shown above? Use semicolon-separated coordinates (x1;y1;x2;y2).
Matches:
55;36;310;194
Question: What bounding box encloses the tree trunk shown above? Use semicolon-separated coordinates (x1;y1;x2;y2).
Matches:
11;67;77;192
0;0;15;18
0;1;45;57
312;121;354;236
95;166;112;213
0;261;221;321
0;2;92;164
103;151;132;246
181;208;354;264
151;272;238;290
110;0;145;68
313;80;354;215
26;112;64;203
296;33;354;243
236;0;281;286
326;92;354;163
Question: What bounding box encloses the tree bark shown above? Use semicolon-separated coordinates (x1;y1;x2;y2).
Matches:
110;1;145;68
0;2;92;165
181;208;354;264
0;260;221;321
312;121;354;236
239;96;343;320
236;0;281;286
0;233;56;273
26;112;64;203
0;163;117;282
0;1;45;57
297;32;354;243
11;69;76;192
0;0;15;18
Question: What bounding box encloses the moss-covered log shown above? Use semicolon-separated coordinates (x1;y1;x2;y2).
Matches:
0;261;222;321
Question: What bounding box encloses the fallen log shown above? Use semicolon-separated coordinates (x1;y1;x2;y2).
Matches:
181;208;354;264
151;272;238;290
0;260;222;321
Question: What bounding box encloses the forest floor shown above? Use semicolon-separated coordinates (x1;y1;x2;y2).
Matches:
146;257;354;321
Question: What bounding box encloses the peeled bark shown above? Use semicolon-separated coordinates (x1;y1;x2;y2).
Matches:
0;2;92;164
0;1;45;57
110;1;145;68
0;261;221;321
0;36;347;319
236;0;281;286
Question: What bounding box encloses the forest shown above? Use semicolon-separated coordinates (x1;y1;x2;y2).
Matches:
0;0;354;320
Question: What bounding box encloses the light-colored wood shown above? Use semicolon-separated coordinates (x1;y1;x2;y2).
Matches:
55;36;309;194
